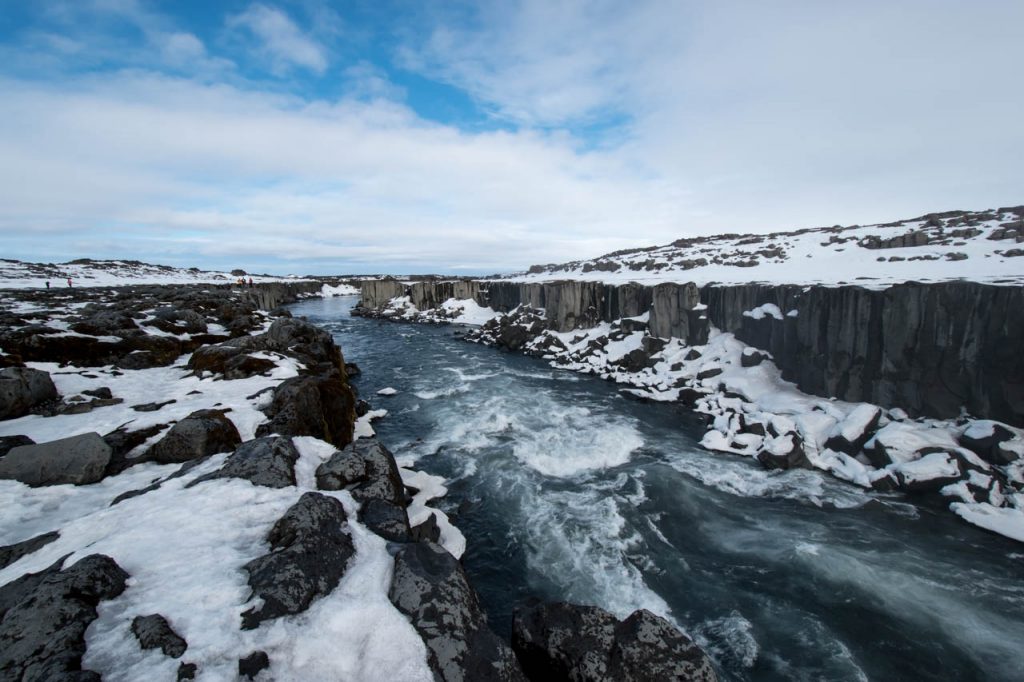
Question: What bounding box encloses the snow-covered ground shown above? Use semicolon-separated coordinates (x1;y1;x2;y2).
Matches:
0;258;316;289
509;206;1024;287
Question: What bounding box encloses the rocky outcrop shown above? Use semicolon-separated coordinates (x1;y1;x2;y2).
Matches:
145;409;242;464
388;541;525;682
188;436;300;488
315;438;407;505
257;374;356;448
241;492;356;630
511;601;718;682
0;432;112;486
0;367;58;420
0;554;129;681
131;613;188;658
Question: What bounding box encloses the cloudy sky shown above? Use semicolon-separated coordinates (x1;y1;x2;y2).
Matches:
1;1;1022;274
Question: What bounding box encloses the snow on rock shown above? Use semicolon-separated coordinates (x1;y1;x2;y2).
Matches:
376;387;399;396
742;303;784;321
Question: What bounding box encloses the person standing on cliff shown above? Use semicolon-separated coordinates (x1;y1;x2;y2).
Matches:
248;277;254;288
67;277;72;288
45;281;50;289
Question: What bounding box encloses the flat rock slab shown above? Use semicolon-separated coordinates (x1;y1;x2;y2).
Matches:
0;432;112;486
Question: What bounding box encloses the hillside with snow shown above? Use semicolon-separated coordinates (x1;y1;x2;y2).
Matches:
513;206;1024;287
0;258;312;289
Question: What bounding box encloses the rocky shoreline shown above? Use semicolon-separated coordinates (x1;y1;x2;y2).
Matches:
0;283;719;681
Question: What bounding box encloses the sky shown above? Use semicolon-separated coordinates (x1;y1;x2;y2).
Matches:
0;1;1022;275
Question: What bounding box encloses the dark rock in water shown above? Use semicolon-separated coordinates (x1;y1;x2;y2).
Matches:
511;601;717;682
499;324;531;351
0;531;59;570
359;498;411;542
82;386;113;400
146;409;241;464
177;662;197;680
0;367;58;420
241;492;355;629
756;432;809;470
355;399;370;417
316;438;406;506
388;541;525;682
189;436;299;489
239;651;270;679
0;434;34;459
345;362;361;377
411;513;441;543
959;421;1017;465
0;554;129;681
132;613;188;658
256;374;356;449
0;432;112;486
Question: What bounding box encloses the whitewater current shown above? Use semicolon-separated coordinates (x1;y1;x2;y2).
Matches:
291;296;1024;682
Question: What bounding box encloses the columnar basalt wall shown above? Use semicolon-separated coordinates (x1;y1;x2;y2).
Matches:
358;278;1024;424
241;281;324;310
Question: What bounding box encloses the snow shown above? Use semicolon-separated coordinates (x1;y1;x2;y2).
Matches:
439;297;500;325
321;283;360;297
831;404;880;443
376;387;398;396
742;303;784;321
504;209;1024;288
892;451;959;484
0;259;314;289
950;503;1024;543
399;468;467;559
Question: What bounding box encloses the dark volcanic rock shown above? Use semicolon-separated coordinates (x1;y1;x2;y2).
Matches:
959;421;1017;465
132;613;188;658
239;651;270;679
0;434;34;458
241;492;355;629
146;409;241;464
0;367;58;420
0;432;112;486
388;541;525;682
824;406;883;456
0;531;59;570
358;498;411;542
256;374;356;449
511;601;717;682
0;554;129;682
411;513;442;543
189;436;299;488
755;433;809;470
315;438;406;505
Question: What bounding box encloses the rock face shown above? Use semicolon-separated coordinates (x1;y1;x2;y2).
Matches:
190;436;299;488
0;554;129;681
649;282;708;345
388;541;525;682
0;367;58;420
511;601;718;682
257;375;356;448
703;281;1024;426
146;409;242;464
241;492;355;629
0;432;112;486
0;531;59;570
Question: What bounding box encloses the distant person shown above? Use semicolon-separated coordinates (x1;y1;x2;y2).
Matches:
45;280;50;289
248;277;254;288
67;278;72;288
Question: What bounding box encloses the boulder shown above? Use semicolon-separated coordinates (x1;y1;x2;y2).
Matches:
893;451;963;493
239;651;270;679
0;367;58;420
959;421;1017;465
0;531;59;570
824;405;882;456
315;439;406;505
0;554;129;681
71;310;138;336
0;432;112;486
189;436;299;489
388;541;525;682
411;513;442;543
511;601;717;682
0;434;34;458
256;374;356;449
146;410;241;464
358;498;411;542
756;432;809;470
132;613;188;658
241;493;355;629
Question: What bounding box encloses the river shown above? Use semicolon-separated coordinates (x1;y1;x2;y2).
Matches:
290;295;1024;682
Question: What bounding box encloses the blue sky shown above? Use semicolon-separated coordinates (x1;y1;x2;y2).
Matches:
1;1;1022;275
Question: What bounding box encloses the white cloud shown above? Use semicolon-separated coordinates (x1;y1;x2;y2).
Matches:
228;4;328;75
